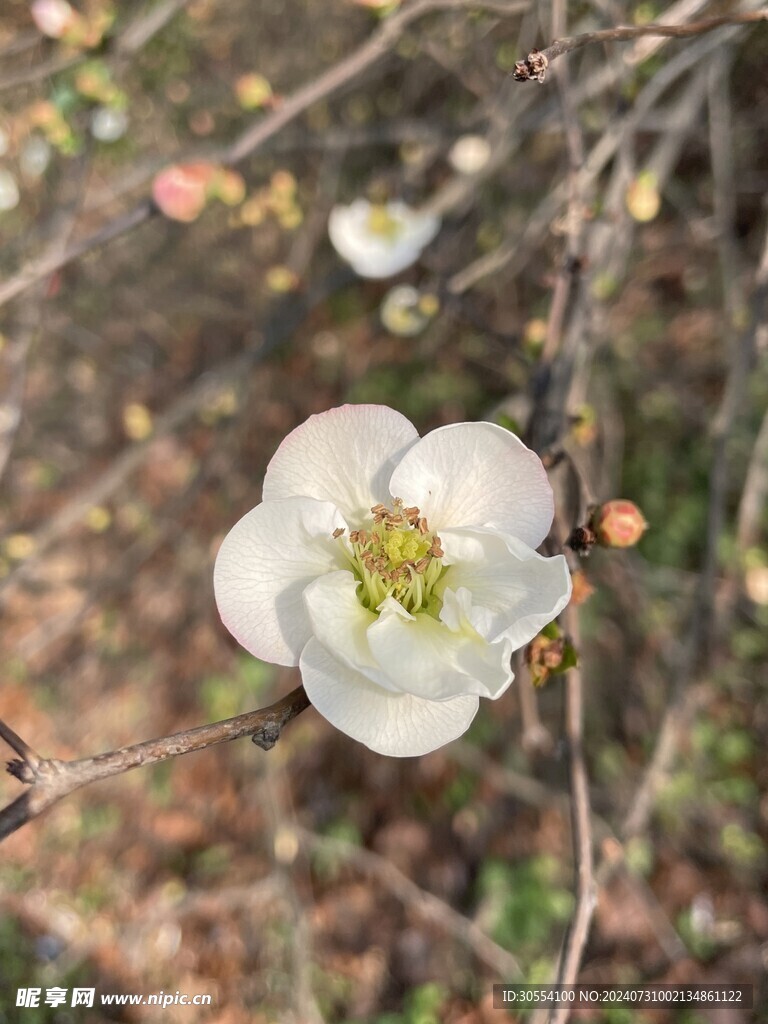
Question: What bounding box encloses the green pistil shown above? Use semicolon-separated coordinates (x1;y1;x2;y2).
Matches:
336;499;445;615
367;204;402;241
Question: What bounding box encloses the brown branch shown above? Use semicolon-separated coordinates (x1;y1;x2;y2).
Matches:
530;0;596;984
449;744;688;966
737;405;768;554
513;10;768;81
547;602;595;1024
0;720;43;775
619;678;708;841
114;0;193;57
735;230;768;555
0;686;310;843
0;202;153;310
0;51;80;92
518;656;553;754
540;0;585;369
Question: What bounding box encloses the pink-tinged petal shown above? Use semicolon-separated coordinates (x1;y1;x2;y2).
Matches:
302;570;399;691
214;496;346;666
300;638;479;756
367;601;513;700
388;421;554;547
263;404;419;525
439;527;572;649
31;0;75;38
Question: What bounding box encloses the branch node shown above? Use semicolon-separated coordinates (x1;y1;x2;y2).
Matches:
0;719;43;773
7;759;35;784
513;49;549;83
251;721;282;751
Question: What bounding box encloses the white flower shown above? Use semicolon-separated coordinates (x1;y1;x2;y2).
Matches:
90;106;128;142
380;285;438;337
328;199;440;279
214;405;571;757
448;134;491;175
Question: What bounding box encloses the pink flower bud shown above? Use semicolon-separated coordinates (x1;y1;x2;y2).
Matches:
593;500;648;548
234;73;273;110
31;0;76;38
151;162;217;222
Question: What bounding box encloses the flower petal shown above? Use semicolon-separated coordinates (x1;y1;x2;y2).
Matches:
439;527;572;648
263;404;419;524
367;600;514;700
300;638;479;756
346;244;422;280
303;570;400;691
387;200;441;251
388;422;554;547
214;496;346;666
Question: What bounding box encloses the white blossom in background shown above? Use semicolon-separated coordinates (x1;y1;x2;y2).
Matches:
20;136;52;179
380;285;439;337
448;134;492;175
0;170;20;212
90;106;128;142
214;405;571;756
328;199;440;279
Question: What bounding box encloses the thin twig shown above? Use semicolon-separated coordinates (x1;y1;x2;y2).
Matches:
518;658;553;754
549;602;595;1022
0;720;43;774
0;202;153;310
114;0;192;57
529;5;596;1003
512;10;768;81
620;680;708;841
0;686;310;843
0;51;80;91
708;50;741;327
735;229;768;554
624;0;711;65
692;47;750;653
449;743;688;964
264;759;325;1024
736;404;768;555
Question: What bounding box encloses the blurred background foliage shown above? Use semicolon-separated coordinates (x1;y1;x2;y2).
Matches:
0;0;767;1021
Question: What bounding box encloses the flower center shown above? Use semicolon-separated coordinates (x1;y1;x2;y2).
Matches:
335;499;445;615
366;204;402;241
